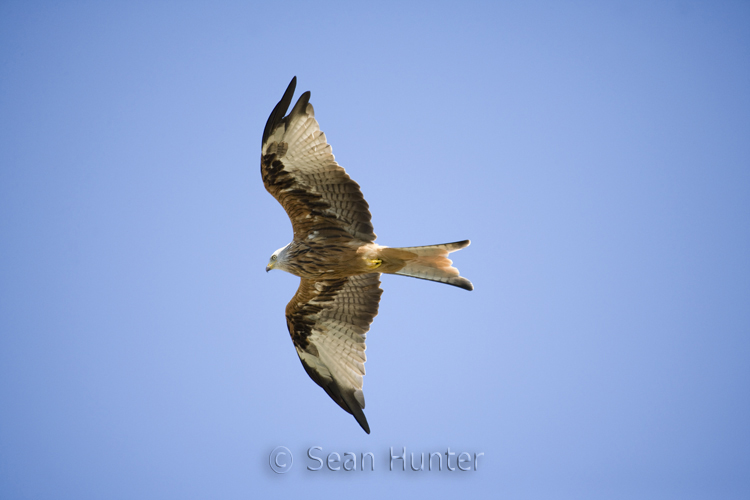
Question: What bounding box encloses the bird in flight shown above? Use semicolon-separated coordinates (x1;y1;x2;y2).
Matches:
261;77;473;433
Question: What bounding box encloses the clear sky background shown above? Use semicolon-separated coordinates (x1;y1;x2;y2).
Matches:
1;1;748;498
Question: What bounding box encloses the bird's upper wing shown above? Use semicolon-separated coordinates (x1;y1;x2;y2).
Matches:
261;77;376;242
286;273;382;434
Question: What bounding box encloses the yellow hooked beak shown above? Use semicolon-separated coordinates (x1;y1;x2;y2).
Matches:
266;262;274;272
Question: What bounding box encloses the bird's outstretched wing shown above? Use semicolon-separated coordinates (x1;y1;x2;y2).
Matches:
261;77;376;242
285;273;382;433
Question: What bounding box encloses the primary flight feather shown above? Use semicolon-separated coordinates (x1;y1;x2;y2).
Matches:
261;77;473;433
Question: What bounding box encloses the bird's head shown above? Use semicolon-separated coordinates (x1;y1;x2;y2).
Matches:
266;243;290;272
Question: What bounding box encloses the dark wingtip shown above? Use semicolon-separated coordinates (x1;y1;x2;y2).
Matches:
343;392;370;434
358;414;371;434
298;355;372;435
288;90;311;122
262;76;297;145
357;416;371;434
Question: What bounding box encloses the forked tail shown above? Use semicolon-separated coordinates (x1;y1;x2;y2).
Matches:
378;240;473;291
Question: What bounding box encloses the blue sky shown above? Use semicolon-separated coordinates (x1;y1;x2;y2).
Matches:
1;1;749;498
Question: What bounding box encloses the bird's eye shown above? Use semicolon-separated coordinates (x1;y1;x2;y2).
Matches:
271;255;277;260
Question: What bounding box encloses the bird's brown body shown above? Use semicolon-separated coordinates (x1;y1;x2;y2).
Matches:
278;237;374;280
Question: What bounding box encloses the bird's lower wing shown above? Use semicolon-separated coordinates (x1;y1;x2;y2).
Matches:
285;273;382;433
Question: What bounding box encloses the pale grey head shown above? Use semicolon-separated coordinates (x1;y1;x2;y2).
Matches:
266;243;291;273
